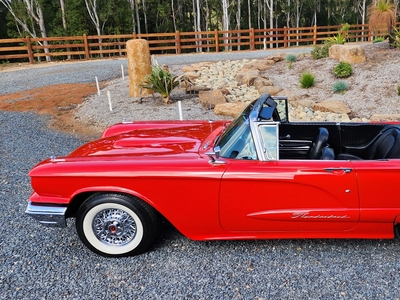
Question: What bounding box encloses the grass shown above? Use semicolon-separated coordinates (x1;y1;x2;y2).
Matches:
332;81;349;93
299;72;315;88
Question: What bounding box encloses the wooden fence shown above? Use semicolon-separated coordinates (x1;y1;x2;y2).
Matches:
0;23;399;63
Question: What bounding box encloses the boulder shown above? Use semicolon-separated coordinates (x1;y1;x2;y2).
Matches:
186;85;211;94
184;71;201;80
199;90;226;109
257;86;283;95
214;102;247;118
276;89;299;102
370;114;400;121
313;99;351;114
235;69;261;86
242;60;273;71
265;54;285;62
126;39;153;97
329;44;366;64
253;77;273;90
291;99;316;108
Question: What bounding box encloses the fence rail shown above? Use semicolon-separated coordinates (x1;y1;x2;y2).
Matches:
1;23;399;63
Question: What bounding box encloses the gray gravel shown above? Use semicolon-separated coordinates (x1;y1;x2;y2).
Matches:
1;50;400;298
1;47;311;95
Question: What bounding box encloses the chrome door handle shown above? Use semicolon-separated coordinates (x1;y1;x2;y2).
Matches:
324;168;352;173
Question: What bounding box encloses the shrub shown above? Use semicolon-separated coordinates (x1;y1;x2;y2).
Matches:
373;37;385;43
311;43;330;60
326;23;350;45
285;54;297;62
397;85;400;96
334;62;352;78
390;26;400;48
141;66;179;104
332;81;349;93
299;72;315;88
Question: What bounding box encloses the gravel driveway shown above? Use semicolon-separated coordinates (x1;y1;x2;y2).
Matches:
1;50;400;299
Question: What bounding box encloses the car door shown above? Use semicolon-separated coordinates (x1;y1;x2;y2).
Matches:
219;159;359;232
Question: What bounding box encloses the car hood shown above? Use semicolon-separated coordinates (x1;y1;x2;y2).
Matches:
68;121;223;158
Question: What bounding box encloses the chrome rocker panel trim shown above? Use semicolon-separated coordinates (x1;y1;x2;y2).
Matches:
25;202;67;228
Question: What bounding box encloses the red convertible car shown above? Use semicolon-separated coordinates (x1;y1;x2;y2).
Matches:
26;93;400;257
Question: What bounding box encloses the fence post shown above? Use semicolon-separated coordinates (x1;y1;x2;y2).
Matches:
26;36;34;64
83;33;90;59
133;32;137;39
283;26;287;48
175;30;181;54
250;28;255;50
313;25;317;45
214;29;219;52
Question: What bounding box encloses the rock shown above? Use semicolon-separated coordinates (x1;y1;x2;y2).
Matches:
184;71;201;80
182;62;210;73
313;99;351;114
220;88;231;95
276;89;299;101
126;39;153;97
235;69;261;85
214;102;247;118
257;85;283;95
291;99;316;108
265;54;285;62
329;44;366;64
253;77;273;90
242;60;273;71
199;90;226;109
370;114;400;121
186;85;211;94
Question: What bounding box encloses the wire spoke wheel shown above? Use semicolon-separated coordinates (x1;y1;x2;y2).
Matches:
76;193;158;257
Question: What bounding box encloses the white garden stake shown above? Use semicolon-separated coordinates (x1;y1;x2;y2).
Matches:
178;101;183;120
107;91;113;111
95;76;100;96
121;65;124;80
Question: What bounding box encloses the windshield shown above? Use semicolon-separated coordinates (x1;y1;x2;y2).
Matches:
217;105;257;160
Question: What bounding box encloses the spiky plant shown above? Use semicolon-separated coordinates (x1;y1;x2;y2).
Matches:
299;73;315;89
368;0;396;42
141;66;180;104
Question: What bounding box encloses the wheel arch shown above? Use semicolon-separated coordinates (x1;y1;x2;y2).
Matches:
65;187;159;219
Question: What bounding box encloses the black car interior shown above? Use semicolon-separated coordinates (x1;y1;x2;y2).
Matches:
279;122;400;160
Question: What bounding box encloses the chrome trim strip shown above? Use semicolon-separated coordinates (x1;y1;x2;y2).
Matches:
25;202;67;228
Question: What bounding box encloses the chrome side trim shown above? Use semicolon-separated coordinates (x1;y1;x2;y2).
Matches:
25;202;67;228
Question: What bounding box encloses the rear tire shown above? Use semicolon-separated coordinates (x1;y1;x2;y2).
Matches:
395;224;400;239
76;193;158;257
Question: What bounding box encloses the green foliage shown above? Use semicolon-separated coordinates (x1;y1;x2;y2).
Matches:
397;85;400;96
334;62;352;78
326;23;350;45
373;37;385;43
285;54;297;62
390;26;400;48
332;81;349;93
311;43;331;60
299;73;315;89
141;66;180;104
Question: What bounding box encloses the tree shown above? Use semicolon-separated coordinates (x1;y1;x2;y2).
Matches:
368;0;396;44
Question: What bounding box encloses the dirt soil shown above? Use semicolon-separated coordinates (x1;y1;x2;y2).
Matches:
0;82;107;139
1;43;399;139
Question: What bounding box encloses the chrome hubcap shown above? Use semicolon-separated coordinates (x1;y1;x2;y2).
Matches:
92;208;137;246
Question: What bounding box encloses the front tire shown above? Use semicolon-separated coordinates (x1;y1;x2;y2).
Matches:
76;193;158;257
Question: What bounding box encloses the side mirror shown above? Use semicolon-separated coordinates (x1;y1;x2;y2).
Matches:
205;146;225;165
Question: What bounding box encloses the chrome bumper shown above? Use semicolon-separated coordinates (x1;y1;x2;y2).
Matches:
25;202;67;228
